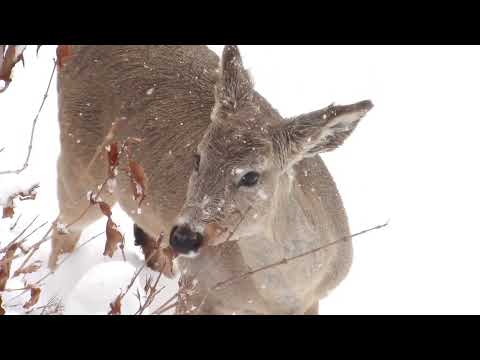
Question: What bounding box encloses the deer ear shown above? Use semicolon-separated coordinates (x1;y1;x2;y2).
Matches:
273;100;374;168
214;45;254;113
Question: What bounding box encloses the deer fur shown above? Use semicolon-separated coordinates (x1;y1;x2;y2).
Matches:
50;45;373;315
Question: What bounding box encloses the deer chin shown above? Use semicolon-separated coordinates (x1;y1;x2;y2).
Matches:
176;249;202;259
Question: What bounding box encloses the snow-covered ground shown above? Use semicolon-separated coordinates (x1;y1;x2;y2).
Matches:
1;45;480;314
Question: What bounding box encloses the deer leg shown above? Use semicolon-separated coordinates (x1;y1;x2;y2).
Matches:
49;164;115;269
304;301;319;315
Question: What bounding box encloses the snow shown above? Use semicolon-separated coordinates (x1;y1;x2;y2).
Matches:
14;45;27;60
1;45;480;315
64;261;144;315
257;189;268;200
55;222;70;234
0;175;39;206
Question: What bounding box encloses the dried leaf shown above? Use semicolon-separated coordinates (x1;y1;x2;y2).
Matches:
56;45;72;68
107;142;119;178
0;244;18;291
0;295;5;315
103;217;124;258
108;293;122;315
204;222;227;245
23;287;41;309
88;191;96;204
13;261;42;277
161;247;176;278
98;202;112;218
2;184;39;219
147;247;176;279
129;160;146;206
0;45;27;93
3;207;14;219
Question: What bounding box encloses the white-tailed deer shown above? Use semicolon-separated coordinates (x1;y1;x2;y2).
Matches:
50;45;373;314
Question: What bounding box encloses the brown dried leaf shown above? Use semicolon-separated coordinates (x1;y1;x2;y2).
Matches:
3;207;14;219
13;261;42;277
0;45;27;92
0;295;5;315
147;246;176;279
129;160;146;206
88;191;96;204
103;217;124;258
204;222;228;245
23;287;41;309
108;293;122;315
107;142;119;178
98;202;112;218
56;45;72;68
0;244;18;291
161;247;176;278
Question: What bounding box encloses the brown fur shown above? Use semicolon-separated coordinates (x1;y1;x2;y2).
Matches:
50;45;373;314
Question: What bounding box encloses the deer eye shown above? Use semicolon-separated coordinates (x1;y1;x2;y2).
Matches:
239;171;259;187
193;154;200;172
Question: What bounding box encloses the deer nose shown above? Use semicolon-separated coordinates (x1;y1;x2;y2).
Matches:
169;224;204;255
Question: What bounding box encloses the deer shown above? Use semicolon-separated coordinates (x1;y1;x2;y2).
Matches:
49;45;373;315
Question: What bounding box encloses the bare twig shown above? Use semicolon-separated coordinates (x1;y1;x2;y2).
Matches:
17;221;48;247
5;229;102;302
216;222;389;291
39;296;63;315
3;286;33;292
155;301;178;315
151;291;179;315
120;234;127;262
12;220;57;278
108;233;165;314
225;206;253;243
0;59;57;175
27;296;63;315
24;231;106;286
1;215;38;253
65;137;133;230
117;241;161;302
57;231;105;266
194;221;389;313
151;206;253;315
84;118;126;175
9;214;22;231
135;271;165;315
6;137;141;306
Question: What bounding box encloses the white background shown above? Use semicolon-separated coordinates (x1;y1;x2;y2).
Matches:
1;45;479;314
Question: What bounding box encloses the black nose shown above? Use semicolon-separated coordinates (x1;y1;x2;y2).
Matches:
169;225;204;254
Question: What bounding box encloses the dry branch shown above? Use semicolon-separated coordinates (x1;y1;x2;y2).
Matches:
108;233;164;314
1;184;39;219
135;272;165;315
216;221;389;292
1;215;39;253
0;60;57;175
189;221;389;314
9;214;22;231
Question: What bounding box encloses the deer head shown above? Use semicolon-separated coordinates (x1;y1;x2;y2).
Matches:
169;45;373;256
